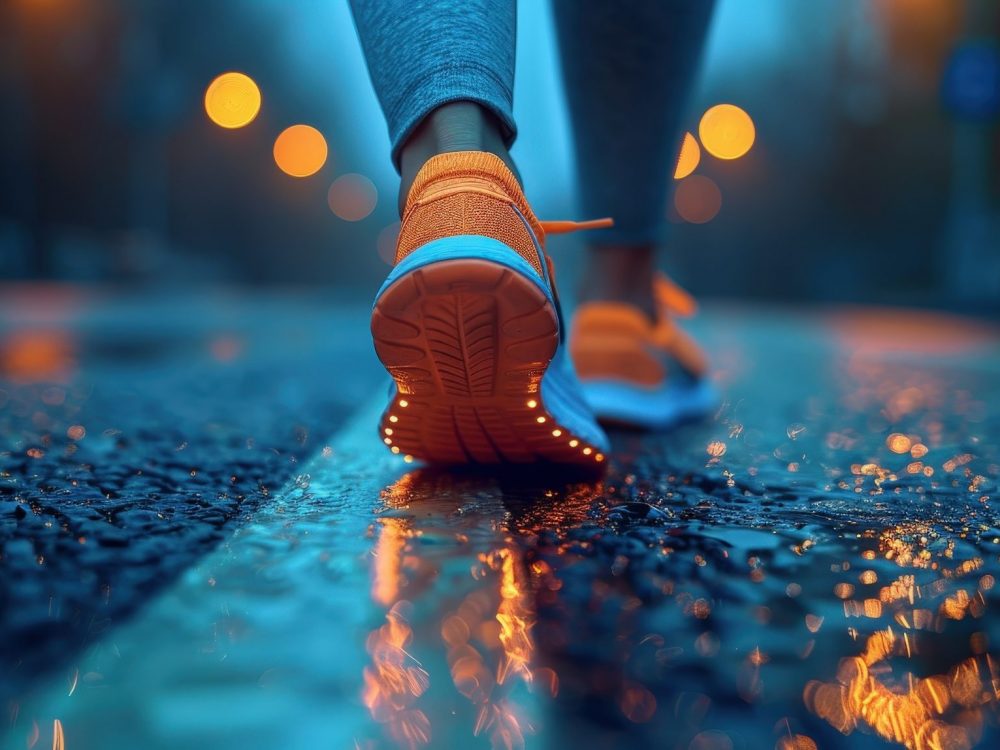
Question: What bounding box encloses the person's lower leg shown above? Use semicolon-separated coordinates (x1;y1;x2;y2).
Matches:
579;245;659;318
397;101;519;215
348;0;518;214
552;0;716;319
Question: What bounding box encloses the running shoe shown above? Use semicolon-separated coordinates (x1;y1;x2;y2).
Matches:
569;273;718;429
371;151;611;466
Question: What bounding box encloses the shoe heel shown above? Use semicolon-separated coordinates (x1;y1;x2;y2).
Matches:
371;237;558;463
371;235;607;466
372;255;559;402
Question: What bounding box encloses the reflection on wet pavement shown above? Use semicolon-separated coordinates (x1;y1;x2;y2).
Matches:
0;293;381;719
353;307;1000;749
2;301;999;750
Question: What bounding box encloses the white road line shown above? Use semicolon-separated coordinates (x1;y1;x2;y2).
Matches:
6;393;402;750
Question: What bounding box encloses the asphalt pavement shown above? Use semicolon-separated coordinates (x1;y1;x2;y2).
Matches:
2;288;999;750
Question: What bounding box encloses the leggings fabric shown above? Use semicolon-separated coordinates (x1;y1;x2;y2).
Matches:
349;0;716;245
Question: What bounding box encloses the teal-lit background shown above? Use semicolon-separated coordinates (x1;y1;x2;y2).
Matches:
0;0;998;311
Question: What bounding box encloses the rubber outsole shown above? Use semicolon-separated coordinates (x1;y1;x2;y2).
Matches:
371;257;607;466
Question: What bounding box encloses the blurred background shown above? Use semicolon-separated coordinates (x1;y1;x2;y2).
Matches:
1;0;998;312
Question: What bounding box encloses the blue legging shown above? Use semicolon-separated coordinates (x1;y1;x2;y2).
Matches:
349;0;716;246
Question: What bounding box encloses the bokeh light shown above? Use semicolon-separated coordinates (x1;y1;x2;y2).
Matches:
886;433;912;454
698;104;755;160
0;330;75;382
209;335;244;363
273;125;328;178
204;72;261;129
674;132;701;179
674;175;722;224
328;173;377;221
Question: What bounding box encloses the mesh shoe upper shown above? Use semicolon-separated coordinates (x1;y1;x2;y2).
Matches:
395;151;547;278
570;274;709;389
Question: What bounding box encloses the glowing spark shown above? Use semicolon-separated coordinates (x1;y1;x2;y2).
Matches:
787;423;806;440
706;440;727;457
886;433;912;454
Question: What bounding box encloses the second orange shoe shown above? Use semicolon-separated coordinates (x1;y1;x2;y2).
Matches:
569;274;718;429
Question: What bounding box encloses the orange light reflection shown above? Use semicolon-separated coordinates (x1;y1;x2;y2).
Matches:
363;514;431;750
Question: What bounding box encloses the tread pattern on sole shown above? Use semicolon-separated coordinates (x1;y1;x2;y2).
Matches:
371;258;606;466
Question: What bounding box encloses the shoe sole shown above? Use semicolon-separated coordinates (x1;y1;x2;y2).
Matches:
371;255;606;466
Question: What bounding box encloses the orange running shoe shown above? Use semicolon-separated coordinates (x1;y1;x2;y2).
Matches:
569;274;718;429
371;151;611;466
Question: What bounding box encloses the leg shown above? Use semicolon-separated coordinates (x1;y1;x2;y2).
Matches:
552;0;716;318
399;102;520;215
348;0;520;213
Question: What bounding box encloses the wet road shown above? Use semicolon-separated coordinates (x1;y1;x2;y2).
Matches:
2;288;999;750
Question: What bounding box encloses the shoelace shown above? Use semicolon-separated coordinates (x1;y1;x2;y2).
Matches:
654;272;697;319
649;274;708;379
538;218;615;235
536;217;614;330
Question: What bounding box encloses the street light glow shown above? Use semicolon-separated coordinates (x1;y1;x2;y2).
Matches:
327;173;377;221
273;124;328;178
699;104;755;160
204;72;261;129
674;132;701;179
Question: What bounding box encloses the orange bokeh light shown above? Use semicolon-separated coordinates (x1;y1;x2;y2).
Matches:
674;132;700;179
273;125;328;178
0;330;75;382
699;104;755;160
204;72;261;129
886;433;912;454
674;175;722;224
327;173;377;221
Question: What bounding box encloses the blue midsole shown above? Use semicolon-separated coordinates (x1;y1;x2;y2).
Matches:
374;235;552;309
581;379;718;430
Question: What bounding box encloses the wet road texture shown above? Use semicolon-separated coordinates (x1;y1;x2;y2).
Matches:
1;287;999;750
